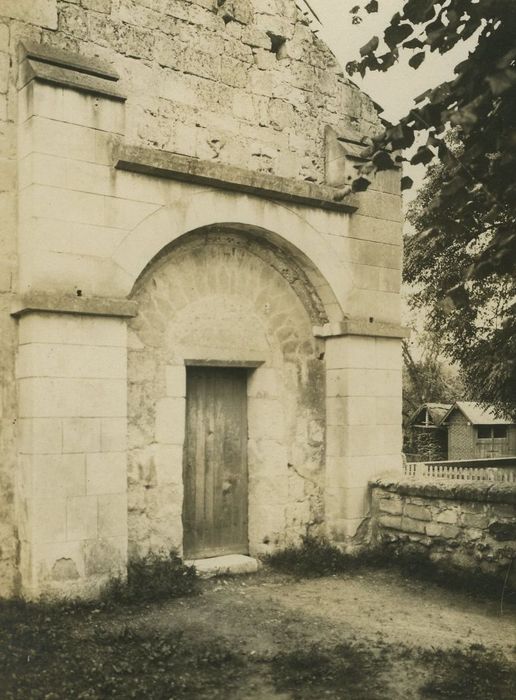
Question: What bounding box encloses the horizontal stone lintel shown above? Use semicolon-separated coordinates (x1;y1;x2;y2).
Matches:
114;145;358;213
314;320;409;339
19;59;126;102
184;359;265;368
371;476;516;505
11;293;137;319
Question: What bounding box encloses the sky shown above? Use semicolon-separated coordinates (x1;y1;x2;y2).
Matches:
302;0;479;217
308;0;472;123
304;1;475;338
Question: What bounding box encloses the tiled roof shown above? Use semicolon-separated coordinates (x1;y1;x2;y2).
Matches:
443;401;513;425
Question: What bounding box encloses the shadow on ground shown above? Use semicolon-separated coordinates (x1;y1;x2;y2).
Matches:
1;568;515;699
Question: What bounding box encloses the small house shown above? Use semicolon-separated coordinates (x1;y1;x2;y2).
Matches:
442;402;516;460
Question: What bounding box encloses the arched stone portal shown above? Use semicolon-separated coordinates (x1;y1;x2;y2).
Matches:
127;228;333;559
3;1;406;599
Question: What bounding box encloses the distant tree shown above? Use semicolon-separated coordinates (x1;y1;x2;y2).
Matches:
404;132;515;415
402;335;464;426
346;0;516;416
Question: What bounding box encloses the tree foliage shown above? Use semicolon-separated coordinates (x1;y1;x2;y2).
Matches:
346;0;516;416
404;133;516;415
402;335;464;425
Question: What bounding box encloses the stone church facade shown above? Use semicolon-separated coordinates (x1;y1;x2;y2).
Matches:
0;0;404;598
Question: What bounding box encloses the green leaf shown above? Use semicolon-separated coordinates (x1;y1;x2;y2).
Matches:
345;60;359;76
409;51;426;69
385;22;413;50
387;122;415;149
486;69;516;96
401;176;413;190
352;175;372;192
360;35;379;57
403;0;436;23
411;145;435;166
403;37;424;50
365;0;378;12
449;108;478;127
414;87;432;104
372;150;395;170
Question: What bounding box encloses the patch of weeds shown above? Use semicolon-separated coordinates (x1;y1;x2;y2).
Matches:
389;548;516;602
265;536;516;603
0;602;244;700
101;549;199;604
264;535;388;577
271;641;386;699
419;647;516;699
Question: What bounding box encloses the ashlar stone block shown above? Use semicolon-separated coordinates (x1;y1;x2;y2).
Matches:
86;452;126;495
30;498;67;543
62;418;101;454
66;495;98;541
18;418;62;454
18;313;127;347
100;418;127;452
30;454;86;499
98;494;128;538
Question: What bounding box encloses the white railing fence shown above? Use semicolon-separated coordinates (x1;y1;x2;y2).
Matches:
403;457;516;483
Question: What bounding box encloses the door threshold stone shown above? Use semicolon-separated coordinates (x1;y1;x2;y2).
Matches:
186;554;260;579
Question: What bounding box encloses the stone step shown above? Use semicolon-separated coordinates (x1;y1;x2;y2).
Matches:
186;554;260;579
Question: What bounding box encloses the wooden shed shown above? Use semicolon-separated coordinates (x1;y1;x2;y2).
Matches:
442;402;516;460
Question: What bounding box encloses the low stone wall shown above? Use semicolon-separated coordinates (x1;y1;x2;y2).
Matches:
370;477;516;585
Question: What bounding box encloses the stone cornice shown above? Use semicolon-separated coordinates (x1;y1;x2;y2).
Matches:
113;145;358;213
11;293;138;319
313;319;409;339
18;41;126;101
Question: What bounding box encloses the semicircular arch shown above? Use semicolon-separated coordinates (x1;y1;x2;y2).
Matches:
111;190;347;324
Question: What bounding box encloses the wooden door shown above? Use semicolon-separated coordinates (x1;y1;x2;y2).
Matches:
183;366;248;558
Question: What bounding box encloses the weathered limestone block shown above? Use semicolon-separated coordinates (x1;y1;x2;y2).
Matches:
378;514;402;530
435;508;459;524
402;517;426;535
379;497;402;515
404;504;432;522
2;1;57;29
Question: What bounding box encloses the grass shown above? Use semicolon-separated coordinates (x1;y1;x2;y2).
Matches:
0;602;243;699
0;556;516;700
265;535;516;602
0;545;515;697
1;598;514;699
100;549;199;604
419;647;516;699
271;641;387;700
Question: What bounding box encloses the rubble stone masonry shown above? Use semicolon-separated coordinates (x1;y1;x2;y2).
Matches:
371;477;516;586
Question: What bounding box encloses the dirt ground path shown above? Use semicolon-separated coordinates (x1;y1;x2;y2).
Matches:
109;568;516;699
3;568;515;699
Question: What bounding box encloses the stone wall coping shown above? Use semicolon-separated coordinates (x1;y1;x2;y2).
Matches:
11;293;138;319
113;145;358;213
314;319;410;339
371;475;516;505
